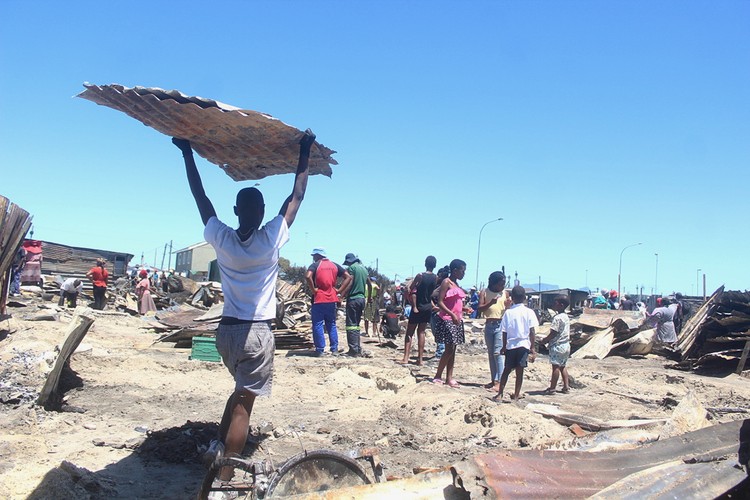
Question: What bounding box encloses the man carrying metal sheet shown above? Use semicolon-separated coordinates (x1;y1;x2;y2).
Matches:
173;129;315;485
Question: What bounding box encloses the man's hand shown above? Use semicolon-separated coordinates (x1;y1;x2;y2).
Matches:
529;352;536;363
299;128;316;151
172;137;192;155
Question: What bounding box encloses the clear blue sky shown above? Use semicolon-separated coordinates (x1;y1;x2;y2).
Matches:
1;1;748;296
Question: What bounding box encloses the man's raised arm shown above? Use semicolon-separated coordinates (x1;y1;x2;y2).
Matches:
279;129;315;228
173;138;217;226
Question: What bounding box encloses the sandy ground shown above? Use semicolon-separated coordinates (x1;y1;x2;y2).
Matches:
1;297;749;499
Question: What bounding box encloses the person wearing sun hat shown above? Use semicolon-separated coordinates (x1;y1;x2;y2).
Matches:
306;248;350;357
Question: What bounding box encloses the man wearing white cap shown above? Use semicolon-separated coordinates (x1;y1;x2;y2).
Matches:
306;248;350;356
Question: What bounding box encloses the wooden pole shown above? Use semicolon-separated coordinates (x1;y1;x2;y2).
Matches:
736;339;750;375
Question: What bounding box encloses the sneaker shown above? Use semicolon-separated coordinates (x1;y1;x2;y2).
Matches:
330;349;343;356
312;350;326;357
203;439;224;467
207;489;239;500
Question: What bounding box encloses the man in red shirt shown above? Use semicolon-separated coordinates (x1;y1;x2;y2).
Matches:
86;258;109;310
305;249;351;356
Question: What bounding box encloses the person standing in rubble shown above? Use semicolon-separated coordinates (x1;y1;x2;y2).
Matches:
9;246;27;296
172;128;316;483
432;259;471;387
400;255;438;366
58;278;83;308
647;296;677;345
86;258;109;310
363;276;380;337
339;252;369;357
136;269;156;314
306;248;349;356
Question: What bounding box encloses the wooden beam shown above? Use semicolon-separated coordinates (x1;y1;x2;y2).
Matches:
735;339;750;375
37;312;95;408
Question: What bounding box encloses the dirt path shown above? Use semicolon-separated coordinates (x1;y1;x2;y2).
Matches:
1;303;748;498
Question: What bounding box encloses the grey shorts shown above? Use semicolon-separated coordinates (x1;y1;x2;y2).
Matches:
216;321;275;397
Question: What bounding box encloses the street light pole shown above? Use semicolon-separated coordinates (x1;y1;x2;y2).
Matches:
475;217;503;288
618;242;642;300
654;253;659;296
696;268;702;298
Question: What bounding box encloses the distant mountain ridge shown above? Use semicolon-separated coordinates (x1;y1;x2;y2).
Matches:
521;282;560;292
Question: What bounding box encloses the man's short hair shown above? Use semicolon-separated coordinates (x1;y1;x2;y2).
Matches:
236;187;264;208
73;279;82;287
511;285;526;302
425;255;437;270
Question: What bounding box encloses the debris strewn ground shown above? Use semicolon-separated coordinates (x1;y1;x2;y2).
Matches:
0;291;748;498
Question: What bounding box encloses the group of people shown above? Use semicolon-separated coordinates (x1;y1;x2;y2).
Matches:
392;257;570;400
171;128;571;482
304;249;378;357
55;259;168;315
591;288;692;345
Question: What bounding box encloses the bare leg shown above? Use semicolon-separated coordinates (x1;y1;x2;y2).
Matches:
495;364;513;400
549;365;561;390
561;366;570;391
416;323;427;366
364;319;370;336
219;389;255;480
401;322;417;363
445;345;456;382
512;367;524;400
434;350;450;381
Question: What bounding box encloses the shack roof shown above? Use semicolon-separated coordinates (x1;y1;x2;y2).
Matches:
34;239;133;277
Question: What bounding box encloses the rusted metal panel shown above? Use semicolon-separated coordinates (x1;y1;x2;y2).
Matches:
284;421;744;499
590;459;747;499
77;83;338;181
464;420;742;499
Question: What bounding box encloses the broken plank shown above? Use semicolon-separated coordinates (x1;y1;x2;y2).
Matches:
37;312;95;408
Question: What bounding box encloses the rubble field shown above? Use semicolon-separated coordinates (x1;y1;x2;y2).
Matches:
1;295;749;499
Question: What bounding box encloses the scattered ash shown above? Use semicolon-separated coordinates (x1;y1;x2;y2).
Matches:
0;348;49;408
136;421;219;464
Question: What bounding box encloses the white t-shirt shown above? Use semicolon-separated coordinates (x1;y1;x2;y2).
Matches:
61;278;83;294
204;215;289;321
500;303;539;350
549;312;570;347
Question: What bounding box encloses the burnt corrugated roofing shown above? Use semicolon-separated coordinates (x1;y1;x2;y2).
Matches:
77;83;338;181
39;240;133;277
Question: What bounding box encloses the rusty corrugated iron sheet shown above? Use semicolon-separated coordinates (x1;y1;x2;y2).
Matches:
77;83;338;181
284;420;744;499
461;419;742;499
39;240;133;277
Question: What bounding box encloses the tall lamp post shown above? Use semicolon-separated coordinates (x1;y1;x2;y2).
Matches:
696;268;702;298
475;217;503;288
618;242;642;299
654;253;659;296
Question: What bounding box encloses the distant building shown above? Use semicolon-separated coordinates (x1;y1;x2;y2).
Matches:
174;241;216;280
527;288;590;310
23;239;133;287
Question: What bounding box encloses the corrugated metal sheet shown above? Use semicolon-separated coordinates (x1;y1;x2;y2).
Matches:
460;419;742;499
39;240;133;278
77;83;338;181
